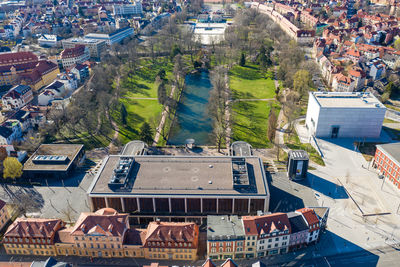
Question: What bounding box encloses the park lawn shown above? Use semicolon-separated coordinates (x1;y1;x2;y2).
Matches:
115;98;163;144
122;59;174;99
232;101;280;148
229;64;276;100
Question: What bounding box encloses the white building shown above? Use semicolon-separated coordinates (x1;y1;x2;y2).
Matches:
38;34;61;47
306;92;386;139
85;27;134;46
1;85;33;111
113;2;142;16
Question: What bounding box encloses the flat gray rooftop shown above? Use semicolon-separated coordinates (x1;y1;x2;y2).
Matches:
313;92;385;109
207;215;245;240
23;144;83;172
89;156;268;197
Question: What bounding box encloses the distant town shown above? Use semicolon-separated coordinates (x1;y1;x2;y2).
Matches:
0;0;400;266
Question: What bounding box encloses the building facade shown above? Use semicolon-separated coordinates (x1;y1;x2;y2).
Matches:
88;156;270;225
287;212;308;251
242;213;291;258
296;208;320;244
62;38;106;59
3;218;64;256
55;208;130;258
374;143;400;190
306;92;386;139
1;85;33;110
60;45;90;69
143;221;199;261
85;27;134;46
113;2;143;16
207;215;245;260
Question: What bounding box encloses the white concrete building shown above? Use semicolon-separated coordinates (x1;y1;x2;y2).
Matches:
113;2;142;16
306;92;386;139
38;34;61;47
85;27;134;46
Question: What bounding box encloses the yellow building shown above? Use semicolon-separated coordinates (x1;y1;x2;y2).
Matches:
55;208;143;258
143;222;199;261
0;52;60;91
0;199;10;231
2;218;64;256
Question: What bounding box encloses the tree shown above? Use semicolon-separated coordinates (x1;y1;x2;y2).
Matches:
120;103;128;125
209;66;230;152
157;81;167;105
170;44;181;61
3;157;22;179
267;107;277;142
139;122;154;145
239;52;246;66
293;69;312;97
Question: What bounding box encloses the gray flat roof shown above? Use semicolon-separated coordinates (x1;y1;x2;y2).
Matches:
121;140;147;156
312;92;385;109
231;141;252;157
23;144;84;172
207;215;245;240
88;156;268;197
376;143;400;166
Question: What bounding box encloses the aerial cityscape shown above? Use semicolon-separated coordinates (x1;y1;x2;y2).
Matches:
0;0;399;266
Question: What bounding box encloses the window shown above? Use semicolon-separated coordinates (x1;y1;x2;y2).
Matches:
275;243;278;248
219;242;223;246
211;242;216;247
268;239;272;243
226;242;231;247
268;245;271;248
275;237;279;241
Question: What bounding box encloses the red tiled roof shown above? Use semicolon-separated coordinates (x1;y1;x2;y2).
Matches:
4;218;63;239
297;208;320;226
220;259;238;267
70;208;128;237
60;45;86;59
202;258;216;267
242;213;291;237
0;52;37;66
145;222;198;247
346;49;361;57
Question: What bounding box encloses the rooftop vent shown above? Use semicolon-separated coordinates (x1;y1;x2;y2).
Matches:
108;157;135;190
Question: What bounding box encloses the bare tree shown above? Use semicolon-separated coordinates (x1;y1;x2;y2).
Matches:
209;66;230;152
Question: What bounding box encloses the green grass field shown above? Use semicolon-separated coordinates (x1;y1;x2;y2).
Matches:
121;59;174;99
114;98;163;144
232;101;280;148
229;64;276;99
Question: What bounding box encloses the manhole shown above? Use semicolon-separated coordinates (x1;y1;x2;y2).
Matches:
191;176;199;182
163;167;171;173
192;167;199;173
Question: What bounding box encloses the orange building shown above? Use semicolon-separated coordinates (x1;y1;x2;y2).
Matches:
143;221;199;261
2;218;64;256
0;52;60;91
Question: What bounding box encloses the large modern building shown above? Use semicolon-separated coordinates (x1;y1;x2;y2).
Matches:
62;38;106;59
113;2;143;16
23;144;85;179
305;92;386;139
85;27;134;46
374;143;400;190
87;156;270;225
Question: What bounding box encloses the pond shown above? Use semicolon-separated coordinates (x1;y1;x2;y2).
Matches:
167;71;213;145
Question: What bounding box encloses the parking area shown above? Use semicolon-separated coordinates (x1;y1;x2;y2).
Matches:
0;171;95;222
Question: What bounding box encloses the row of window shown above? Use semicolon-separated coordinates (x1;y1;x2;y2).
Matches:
74;236;120;242
6;244;50;249
210;247;243;253
7;249;53;255
210;241;243;247
259;242;287;250
259;236;288;244
148;248;191;252
149;253;192;259
76;243;121;249
4;238;51;244
148;241;192;247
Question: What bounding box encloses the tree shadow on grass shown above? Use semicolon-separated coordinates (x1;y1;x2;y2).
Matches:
122;76;152;97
